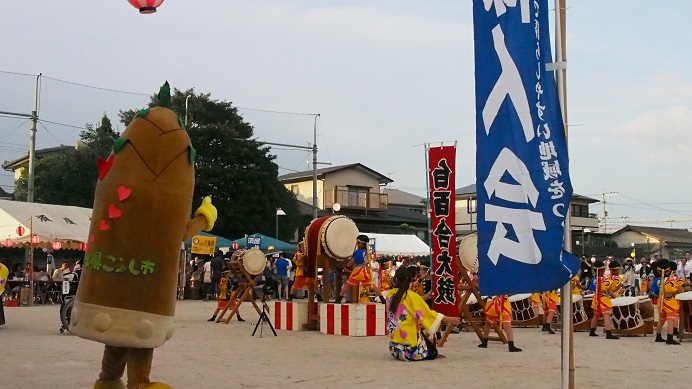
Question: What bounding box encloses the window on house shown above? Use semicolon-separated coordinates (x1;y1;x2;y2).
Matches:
571;204;589;218
467;198;477;214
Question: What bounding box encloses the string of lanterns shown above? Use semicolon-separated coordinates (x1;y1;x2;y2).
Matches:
4;225;87;251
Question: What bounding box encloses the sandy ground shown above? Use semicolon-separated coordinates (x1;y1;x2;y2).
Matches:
1;300;691;389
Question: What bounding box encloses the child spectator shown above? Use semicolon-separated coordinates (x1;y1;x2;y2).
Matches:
208;269;244;322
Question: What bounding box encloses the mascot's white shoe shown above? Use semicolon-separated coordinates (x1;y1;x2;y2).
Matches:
93;379;126;389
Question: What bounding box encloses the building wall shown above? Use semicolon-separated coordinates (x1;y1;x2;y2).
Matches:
455;198;476;233
285;180;325;210
323;169;381;191
454;195;598;234
610;231;660;247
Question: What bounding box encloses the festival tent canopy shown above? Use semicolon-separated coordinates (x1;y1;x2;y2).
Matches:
0;199;92;249
229;233;296;254
361;232;431;257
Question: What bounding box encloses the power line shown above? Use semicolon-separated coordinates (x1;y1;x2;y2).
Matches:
0;119;30;141
39;119;86;130
37;121;62;145
236;106;317;116
618;193;692;218
41;75;150;96
0;70;36;77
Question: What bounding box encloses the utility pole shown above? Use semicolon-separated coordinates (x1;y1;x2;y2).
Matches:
27;73;42;203
312;114;320;220
601;192;618;233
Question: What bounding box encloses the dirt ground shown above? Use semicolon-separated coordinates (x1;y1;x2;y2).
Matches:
1;300;690;389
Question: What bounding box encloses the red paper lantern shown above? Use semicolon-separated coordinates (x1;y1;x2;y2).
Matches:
31;234;40;245
80;242;88;251
127;0;164;14
4;239;12;248
52;240;62;250
16;226;25;236
232;242;239;250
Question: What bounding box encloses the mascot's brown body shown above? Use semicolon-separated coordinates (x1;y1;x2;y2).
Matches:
70;85;216;389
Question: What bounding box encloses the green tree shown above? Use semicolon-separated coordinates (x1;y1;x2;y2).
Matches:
14;114;118;207
120;88;300;240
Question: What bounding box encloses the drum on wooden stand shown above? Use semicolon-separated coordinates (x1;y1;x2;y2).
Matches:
458;233;478;273
466;294;485;318
557;295;588;325
319;216;359;260
231;248;267;276
610;296;644;330
676;291;692;333
637;295;655;322
509;293;538;322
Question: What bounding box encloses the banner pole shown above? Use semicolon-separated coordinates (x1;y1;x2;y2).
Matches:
423;143;433;267
554;0;573;388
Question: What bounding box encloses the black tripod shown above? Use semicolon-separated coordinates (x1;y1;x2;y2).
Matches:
252;285;277;337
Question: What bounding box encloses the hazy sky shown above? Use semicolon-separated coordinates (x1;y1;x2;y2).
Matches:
1;1;691;232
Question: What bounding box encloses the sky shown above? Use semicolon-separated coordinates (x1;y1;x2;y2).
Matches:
1;0;691;232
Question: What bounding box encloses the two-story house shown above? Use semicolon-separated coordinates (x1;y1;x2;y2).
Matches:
453;183;599;248
278;163;429;241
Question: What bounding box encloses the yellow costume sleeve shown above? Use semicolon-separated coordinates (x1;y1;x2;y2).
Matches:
409;291;444;334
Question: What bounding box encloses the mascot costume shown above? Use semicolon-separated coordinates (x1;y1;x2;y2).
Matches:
70;82;217;389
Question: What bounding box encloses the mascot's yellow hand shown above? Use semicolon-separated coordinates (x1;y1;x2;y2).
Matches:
194;196;218;231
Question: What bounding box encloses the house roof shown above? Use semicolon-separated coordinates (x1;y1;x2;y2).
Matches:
0;187;11;199
454;183;598;203
383;188;425;207
277;163;393;185
2;145;73;171
614;225;692;245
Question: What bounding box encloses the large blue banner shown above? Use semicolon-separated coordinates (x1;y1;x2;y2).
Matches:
474;0;579;295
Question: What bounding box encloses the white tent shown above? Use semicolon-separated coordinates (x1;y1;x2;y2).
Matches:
362;232;431;257
0;199;92;249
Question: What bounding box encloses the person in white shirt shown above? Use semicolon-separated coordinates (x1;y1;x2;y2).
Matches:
52;262;68;282
676;253;691;286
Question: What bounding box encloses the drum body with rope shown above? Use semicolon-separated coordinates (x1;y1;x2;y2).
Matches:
557;294;588;325
466;294;486;319
304;215;360;276
610;296;644;330
509;293;538;322
676;291;692;333
231;248;267;276
637;296;655;322
458;233;478;273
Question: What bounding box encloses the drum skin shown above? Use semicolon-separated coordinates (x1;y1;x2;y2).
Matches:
242;248;267;275
320;216;359;260
458;233;478;273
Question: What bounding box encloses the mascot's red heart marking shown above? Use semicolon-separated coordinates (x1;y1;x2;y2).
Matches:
117;185;132;201
97;155;114;181
108;204;122;219
90;234;95;242
99;220;109;231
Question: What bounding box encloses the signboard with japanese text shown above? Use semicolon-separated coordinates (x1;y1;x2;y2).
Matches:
474;0;579;295
246;235;262;249
191;235;216;256
428;145;458;316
